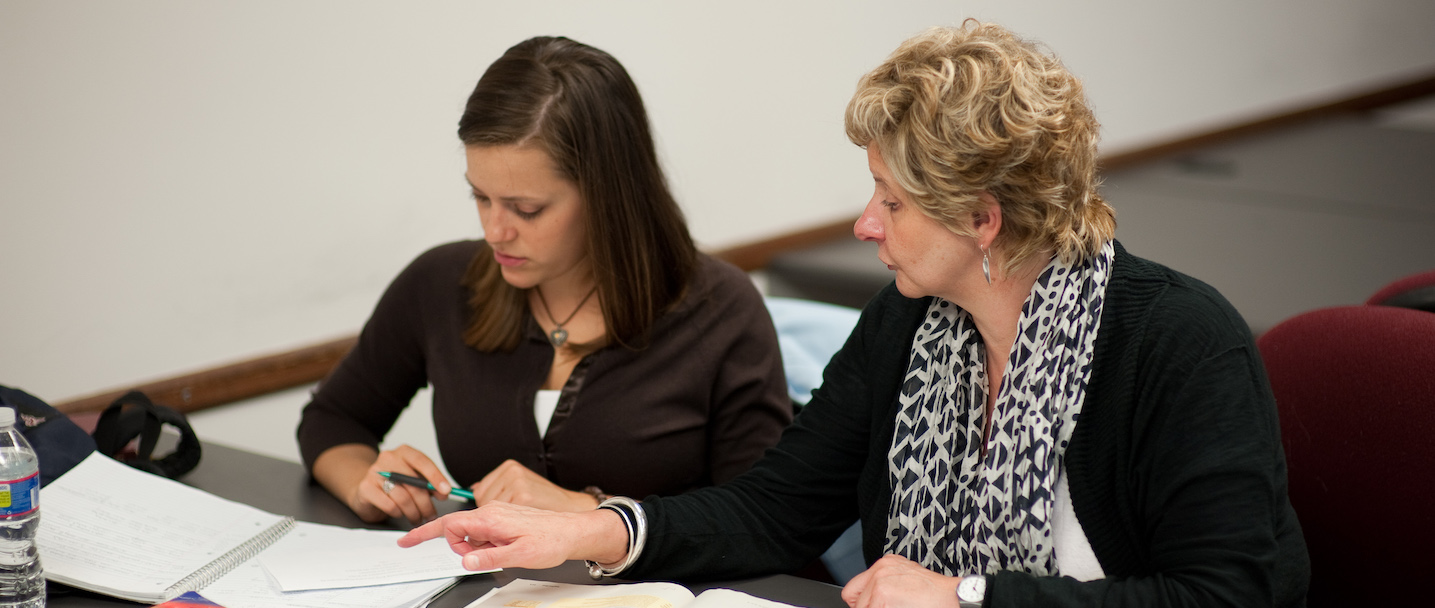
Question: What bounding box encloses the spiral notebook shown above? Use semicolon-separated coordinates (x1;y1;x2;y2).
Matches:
37;452;468;606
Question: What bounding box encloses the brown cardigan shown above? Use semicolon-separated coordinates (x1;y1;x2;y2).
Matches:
297;241;792;498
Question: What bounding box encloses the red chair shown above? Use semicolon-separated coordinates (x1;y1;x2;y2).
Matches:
1257;305;1435;605
1366;269;1435;312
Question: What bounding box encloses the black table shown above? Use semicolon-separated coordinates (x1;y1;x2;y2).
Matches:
49;442;847;608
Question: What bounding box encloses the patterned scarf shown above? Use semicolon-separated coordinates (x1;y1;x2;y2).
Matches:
885;240;1114;577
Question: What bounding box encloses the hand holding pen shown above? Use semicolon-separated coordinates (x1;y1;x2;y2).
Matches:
380;471;475;503
348;444;458;525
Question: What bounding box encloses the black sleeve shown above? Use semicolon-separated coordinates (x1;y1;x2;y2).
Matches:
630;286;915;581
295;249;438;471
989;288;1304;607
700;262;795;485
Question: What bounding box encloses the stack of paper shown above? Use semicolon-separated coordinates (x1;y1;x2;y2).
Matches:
39;452;490;608
467;578;807;608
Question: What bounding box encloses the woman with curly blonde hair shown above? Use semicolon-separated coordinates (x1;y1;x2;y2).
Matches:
400;21;1310;608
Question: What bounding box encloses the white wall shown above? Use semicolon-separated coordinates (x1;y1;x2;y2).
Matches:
4;1;1435;435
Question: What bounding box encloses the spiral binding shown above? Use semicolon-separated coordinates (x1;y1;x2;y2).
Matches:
162;516;296;599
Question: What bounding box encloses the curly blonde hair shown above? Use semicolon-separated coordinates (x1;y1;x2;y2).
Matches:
845;20;1115;275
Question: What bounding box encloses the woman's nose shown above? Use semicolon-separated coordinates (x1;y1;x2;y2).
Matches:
480;207;516;243
854;198;884;243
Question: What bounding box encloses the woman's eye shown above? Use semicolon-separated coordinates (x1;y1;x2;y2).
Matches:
471;192;490;206
882;200;899;210
513;207;541;220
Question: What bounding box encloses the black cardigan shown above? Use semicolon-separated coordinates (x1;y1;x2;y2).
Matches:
634;242;1309;608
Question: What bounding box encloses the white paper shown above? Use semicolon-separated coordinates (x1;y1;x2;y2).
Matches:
202;558;454;608
258;521;487;591
37;452;465;608
38;452;286;602
688;588;806;608
463;578;695;608
462;579;807;608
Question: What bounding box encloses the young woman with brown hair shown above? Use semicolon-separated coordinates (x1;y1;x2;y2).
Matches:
298;37;791;525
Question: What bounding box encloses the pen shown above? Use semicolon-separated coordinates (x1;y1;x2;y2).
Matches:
378;471;475;503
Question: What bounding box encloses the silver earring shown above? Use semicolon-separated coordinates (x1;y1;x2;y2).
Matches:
982;247;992;285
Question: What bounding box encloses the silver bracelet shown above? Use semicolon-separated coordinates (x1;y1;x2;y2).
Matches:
586;496;647;579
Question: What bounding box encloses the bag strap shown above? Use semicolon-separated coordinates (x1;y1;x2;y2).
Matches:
93;390;202;479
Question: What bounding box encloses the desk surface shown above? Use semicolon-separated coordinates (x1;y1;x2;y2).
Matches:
48;443;846;608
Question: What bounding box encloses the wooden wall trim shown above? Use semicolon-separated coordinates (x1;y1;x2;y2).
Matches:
55;336;357;416
713;217;857;272
1100;71;1435;172
55;69;1435;416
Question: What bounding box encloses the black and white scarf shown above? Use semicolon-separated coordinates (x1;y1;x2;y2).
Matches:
885;240;1114;577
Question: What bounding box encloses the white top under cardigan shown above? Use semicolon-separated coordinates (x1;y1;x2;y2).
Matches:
534;389;561;438
1053;467;1106;581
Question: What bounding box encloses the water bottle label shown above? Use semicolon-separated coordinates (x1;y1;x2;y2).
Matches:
0;471;39;516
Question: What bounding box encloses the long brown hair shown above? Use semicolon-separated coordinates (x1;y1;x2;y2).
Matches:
459;36;697;352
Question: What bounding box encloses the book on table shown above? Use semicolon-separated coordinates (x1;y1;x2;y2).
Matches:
469;578;809;608
37;451;485;608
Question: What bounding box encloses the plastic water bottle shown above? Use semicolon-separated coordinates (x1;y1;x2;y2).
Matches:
0;407;43;608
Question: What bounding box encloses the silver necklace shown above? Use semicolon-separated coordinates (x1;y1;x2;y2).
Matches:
535;285;598;348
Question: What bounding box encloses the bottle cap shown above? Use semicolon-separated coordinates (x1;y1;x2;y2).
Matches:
0;407;13;428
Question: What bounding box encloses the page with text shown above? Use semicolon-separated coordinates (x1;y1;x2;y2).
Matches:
465;578;696;608
38;453;285;602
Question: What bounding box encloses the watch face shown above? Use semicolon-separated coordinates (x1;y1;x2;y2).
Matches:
957;575;986;602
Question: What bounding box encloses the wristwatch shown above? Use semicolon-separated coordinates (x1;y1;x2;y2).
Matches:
956;574;986;608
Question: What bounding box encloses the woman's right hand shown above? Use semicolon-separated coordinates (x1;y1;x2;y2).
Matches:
398;501;630;572
358;444;457;524
313;443;455;525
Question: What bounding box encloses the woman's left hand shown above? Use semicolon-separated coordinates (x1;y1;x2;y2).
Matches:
469;459;600;512
841;554;963;608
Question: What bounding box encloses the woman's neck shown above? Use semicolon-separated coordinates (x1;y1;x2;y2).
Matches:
534;262;599;313
952;251;1050;359
529;268;605;349
954;250;1051;448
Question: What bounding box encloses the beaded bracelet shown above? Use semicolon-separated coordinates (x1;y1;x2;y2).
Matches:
582;485;610;504
586;496;647;580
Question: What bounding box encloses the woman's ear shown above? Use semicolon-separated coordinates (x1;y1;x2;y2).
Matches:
971;192;1003;249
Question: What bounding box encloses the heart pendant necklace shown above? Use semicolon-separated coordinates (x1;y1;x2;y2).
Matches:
535;285;599;348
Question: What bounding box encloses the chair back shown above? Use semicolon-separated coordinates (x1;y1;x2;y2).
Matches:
1366;269;1435;312
1257;305;1435;605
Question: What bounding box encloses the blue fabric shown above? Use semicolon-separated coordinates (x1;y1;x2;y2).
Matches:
821;521;867;585
764;297;861;406
0;384;97;487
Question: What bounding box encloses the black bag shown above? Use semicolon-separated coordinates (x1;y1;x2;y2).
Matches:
0;385;97;487
0;385;202;484
92;390;202;480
